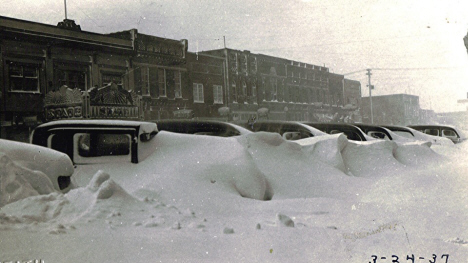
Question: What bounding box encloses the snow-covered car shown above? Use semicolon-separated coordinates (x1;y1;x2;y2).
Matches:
154;119;251;137
30;120;159;165
382;125;453;146
352;123;394;140
235;120;326;140
0;138;74;191
381;125;415;139
303;122;372;141
408;124;466;144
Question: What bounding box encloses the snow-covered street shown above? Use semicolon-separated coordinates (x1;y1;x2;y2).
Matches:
1;131;468;262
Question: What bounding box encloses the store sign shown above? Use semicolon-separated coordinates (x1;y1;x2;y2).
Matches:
90;106;139;119
46;106;83;120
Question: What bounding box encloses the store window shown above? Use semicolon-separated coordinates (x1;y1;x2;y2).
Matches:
8;61;40;92
213;85;223;104
55;64;88;91
193;83;204;103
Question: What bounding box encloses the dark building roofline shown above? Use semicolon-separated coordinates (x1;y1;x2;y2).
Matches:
0;15;132;50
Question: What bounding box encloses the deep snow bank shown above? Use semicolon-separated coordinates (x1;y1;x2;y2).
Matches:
0;153;56;207
0;139;74;190
0;170;201;232
295;133;348;173
342;140;406;177
236;132;367;200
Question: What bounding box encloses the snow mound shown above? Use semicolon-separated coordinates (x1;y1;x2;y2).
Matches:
393;141;445;166
342;140;406;177
0;139;74;191
297;134;348;173
134;131;271;201
237;132;364;200
1;171;161;227
0;153;56;207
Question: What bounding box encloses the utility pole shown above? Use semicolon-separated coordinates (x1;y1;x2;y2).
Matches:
366;69;373;124
64;0;68;19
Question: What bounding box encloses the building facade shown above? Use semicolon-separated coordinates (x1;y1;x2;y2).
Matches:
0;15;363;141
361;94;421;125
0;16;187;140
187;52;226;120
201;48;361;122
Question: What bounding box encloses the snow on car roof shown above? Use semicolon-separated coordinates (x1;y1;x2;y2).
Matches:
36;119;158;133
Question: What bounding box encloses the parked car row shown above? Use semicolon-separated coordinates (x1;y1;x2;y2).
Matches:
408;124;466;144
1;119;463;194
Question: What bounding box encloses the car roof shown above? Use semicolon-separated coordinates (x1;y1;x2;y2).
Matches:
35;119;158;133
155;119;251;136
236;120;326;136
380;125;415;135
408;124;457;130
303;122;369;141
304;122;359;129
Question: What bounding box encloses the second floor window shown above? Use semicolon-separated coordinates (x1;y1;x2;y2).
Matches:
158;69;166;97
193;83;204;103
231;81;237;103
242;81;247;96
102;73;123;87
271;79;277;101
251;82;257;99
174;71;182;98
8;62;41;93
213;85;223;104
140;67;150;96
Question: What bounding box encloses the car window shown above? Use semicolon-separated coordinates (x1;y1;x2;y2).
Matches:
424;129;439;136
48;133;73;157
442;129;457;137
368;131;389;140
74;133;132;164
346;131;363;141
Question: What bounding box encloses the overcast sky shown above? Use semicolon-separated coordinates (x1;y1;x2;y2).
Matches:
2;0;468;112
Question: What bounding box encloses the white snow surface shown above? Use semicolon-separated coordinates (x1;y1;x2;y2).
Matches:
1;131;467;262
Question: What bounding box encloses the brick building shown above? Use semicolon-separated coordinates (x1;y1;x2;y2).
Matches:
201;48;360;122
0;15;363;141
0;16;187;140
361;94;421;125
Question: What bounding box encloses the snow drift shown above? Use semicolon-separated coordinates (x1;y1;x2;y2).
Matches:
1;132;466;263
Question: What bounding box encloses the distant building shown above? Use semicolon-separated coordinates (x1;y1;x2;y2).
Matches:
361;94;421;125
187;52;226;119
201;48;361;122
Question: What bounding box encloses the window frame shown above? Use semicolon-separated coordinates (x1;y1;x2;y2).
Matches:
73;132;132;164
193;83;204;103
174;70;182;98
213;85;223;104
158;68;167;97
231;81;238;103
7;61;41;93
